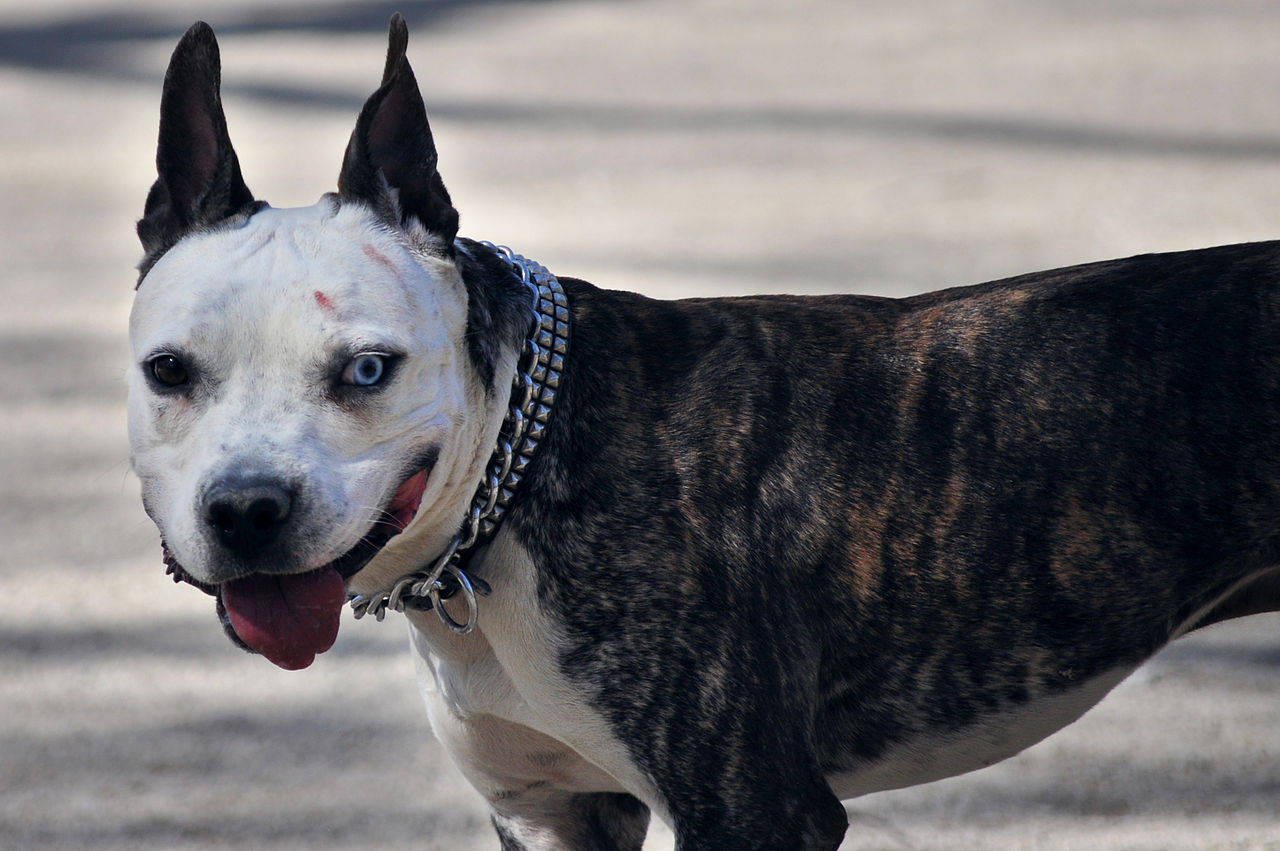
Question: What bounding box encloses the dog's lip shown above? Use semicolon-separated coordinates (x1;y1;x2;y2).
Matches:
333;448;439;580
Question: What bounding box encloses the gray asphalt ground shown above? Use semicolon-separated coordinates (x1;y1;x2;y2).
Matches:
2;1;1278;848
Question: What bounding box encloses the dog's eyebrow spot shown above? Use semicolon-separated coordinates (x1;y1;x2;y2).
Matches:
314;290;336;311
363;243;403;280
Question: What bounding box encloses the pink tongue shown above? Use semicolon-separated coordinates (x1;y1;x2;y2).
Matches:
221;567;346;670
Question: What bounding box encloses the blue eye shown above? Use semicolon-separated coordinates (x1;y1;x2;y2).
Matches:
343;354;387;387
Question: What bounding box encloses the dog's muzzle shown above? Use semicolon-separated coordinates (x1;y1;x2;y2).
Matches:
167;456;437;670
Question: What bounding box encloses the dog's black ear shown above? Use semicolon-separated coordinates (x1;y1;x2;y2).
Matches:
338;13;459;246
137;21;256;271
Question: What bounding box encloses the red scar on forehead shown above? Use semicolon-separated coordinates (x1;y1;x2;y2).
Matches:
363;243;402;279
314;290;335;311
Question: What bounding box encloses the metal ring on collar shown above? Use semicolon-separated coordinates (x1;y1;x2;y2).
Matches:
432;562;479;633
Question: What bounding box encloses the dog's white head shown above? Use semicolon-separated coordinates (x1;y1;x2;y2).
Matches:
129;17;527;669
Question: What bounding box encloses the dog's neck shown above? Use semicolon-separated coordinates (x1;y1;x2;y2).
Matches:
346;242;569;633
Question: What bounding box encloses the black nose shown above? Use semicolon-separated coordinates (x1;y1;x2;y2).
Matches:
203;476;295;555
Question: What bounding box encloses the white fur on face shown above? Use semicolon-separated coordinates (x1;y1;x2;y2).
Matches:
128;200;502;590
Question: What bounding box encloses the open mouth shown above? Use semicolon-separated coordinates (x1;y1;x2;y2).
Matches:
331;465;432;581
171;453;437;671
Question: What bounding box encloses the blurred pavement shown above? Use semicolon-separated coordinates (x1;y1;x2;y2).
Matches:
1;1;1277;848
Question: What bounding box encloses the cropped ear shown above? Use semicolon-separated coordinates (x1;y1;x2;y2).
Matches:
137;22;257;272
338;13;459;246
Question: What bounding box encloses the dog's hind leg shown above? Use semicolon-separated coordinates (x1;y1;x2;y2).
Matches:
490;791;650;851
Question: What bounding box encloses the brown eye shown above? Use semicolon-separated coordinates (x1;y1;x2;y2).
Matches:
150;354;189;387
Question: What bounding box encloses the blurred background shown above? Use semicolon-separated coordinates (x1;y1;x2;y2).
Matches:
2;1;1278;848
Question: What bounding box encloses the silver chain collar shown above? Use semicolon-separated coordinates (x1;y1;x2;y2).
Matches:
346;242;568;633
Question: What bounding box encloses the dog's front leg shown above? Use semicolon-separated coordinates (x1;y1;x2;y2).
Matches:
490;791;650;851
425;702;651;850
558;637;849;850
662;770;847;851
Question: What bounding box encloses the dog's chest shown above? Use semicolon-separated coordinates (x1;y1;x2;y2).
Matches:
404;536;667;814
411;630;630;796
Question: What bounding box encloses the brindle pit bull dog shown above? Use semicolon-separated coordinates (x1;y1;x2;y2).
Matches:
128;15;1280;851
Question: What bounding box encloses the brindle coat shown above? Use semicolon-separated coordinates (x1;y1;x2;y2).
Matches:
502;246;1280;845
